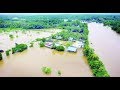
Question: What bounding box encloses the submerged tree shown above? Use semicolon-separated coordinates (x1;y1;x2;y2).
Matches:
6;49;11;56
0;53;2;60
12;44;28;54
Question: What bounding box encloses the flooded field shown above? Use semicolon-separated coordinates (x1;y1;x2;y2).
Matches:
0;29;93;77
88;22;120;77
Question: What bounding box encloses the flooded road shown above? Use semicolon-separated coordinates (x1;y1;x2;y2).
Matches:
0;29;93;77
88;22;120;77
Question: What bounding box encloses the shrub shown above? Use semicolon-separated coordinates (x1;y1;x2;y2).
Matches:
29;42;34;47
89;60;103;69
41;38;46;42
87;53;99;61
93;68;110;77
39;41;45;47
51;34;56;39
83;45;92;56
9;34;14;39
58;70;61;76
36;38;41;41
56;46;65;51
65;41;72;48
42;67;52;75
6;49;11;56
0;53;2;60
16;35;18;38
12;44;28;54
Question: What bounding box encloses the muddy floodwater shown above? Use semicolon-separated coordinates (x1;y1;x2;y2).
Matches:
0;29;93;77
88;22;120;77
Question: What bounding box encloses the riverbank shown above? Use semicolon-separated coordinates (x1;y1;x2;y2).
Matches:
88;22;120;77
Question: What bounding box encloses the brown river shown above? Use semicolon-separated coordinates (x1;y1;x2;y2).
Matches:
88;22;120;77
0;29;93;77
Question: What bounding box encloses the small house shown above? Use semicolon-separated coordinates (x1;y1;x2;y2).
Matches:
45;42;53;48
56;36;62;40
67;46;77;52
72;41;84;48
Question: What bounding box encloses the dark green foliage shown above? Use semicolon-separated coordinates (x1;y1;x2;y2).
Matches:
89;60;103;69
87;53;99;61
83;45;94;56
51;34;56;39
56;46;65;51
39;41;45;47
12;44;28;54
103;20;120;34
41;38;46;42
29;42;34;47
9;34;14;39
58;70;61;76
6;49;11;56
0;53;2;60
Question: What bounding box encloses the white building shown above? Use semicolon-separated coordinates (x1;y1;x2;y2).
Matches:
72;41;84;48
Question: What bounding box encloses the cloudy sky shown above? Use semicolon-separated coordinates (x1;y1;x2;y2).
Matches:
0;13;119;15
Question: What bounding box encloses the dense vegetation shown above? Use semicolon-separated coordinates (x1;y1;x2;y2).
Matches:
39;41;45;47
50;22;88;41
9;34;14;39
58;70;61;76
79;14;120;34
12;44;28;54
56;46;65;51
29;42;34;47
1;14;119;34
0;15;63;29
0;53;2;60
103;20;120;33
82;25;110;77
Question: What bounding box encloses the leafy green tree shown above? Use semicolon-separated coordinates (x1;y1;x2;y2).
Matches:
12;44;28;54
39;41;45;47
56;46;65;51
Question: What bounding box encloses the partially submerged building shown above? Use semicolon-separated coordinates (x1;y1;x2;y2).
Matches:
67;46;77;52
72;41;84;48
45;42;53;48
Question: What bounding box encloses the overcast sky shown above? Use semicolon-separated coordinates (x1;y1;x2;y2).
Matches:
0;13;119;15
